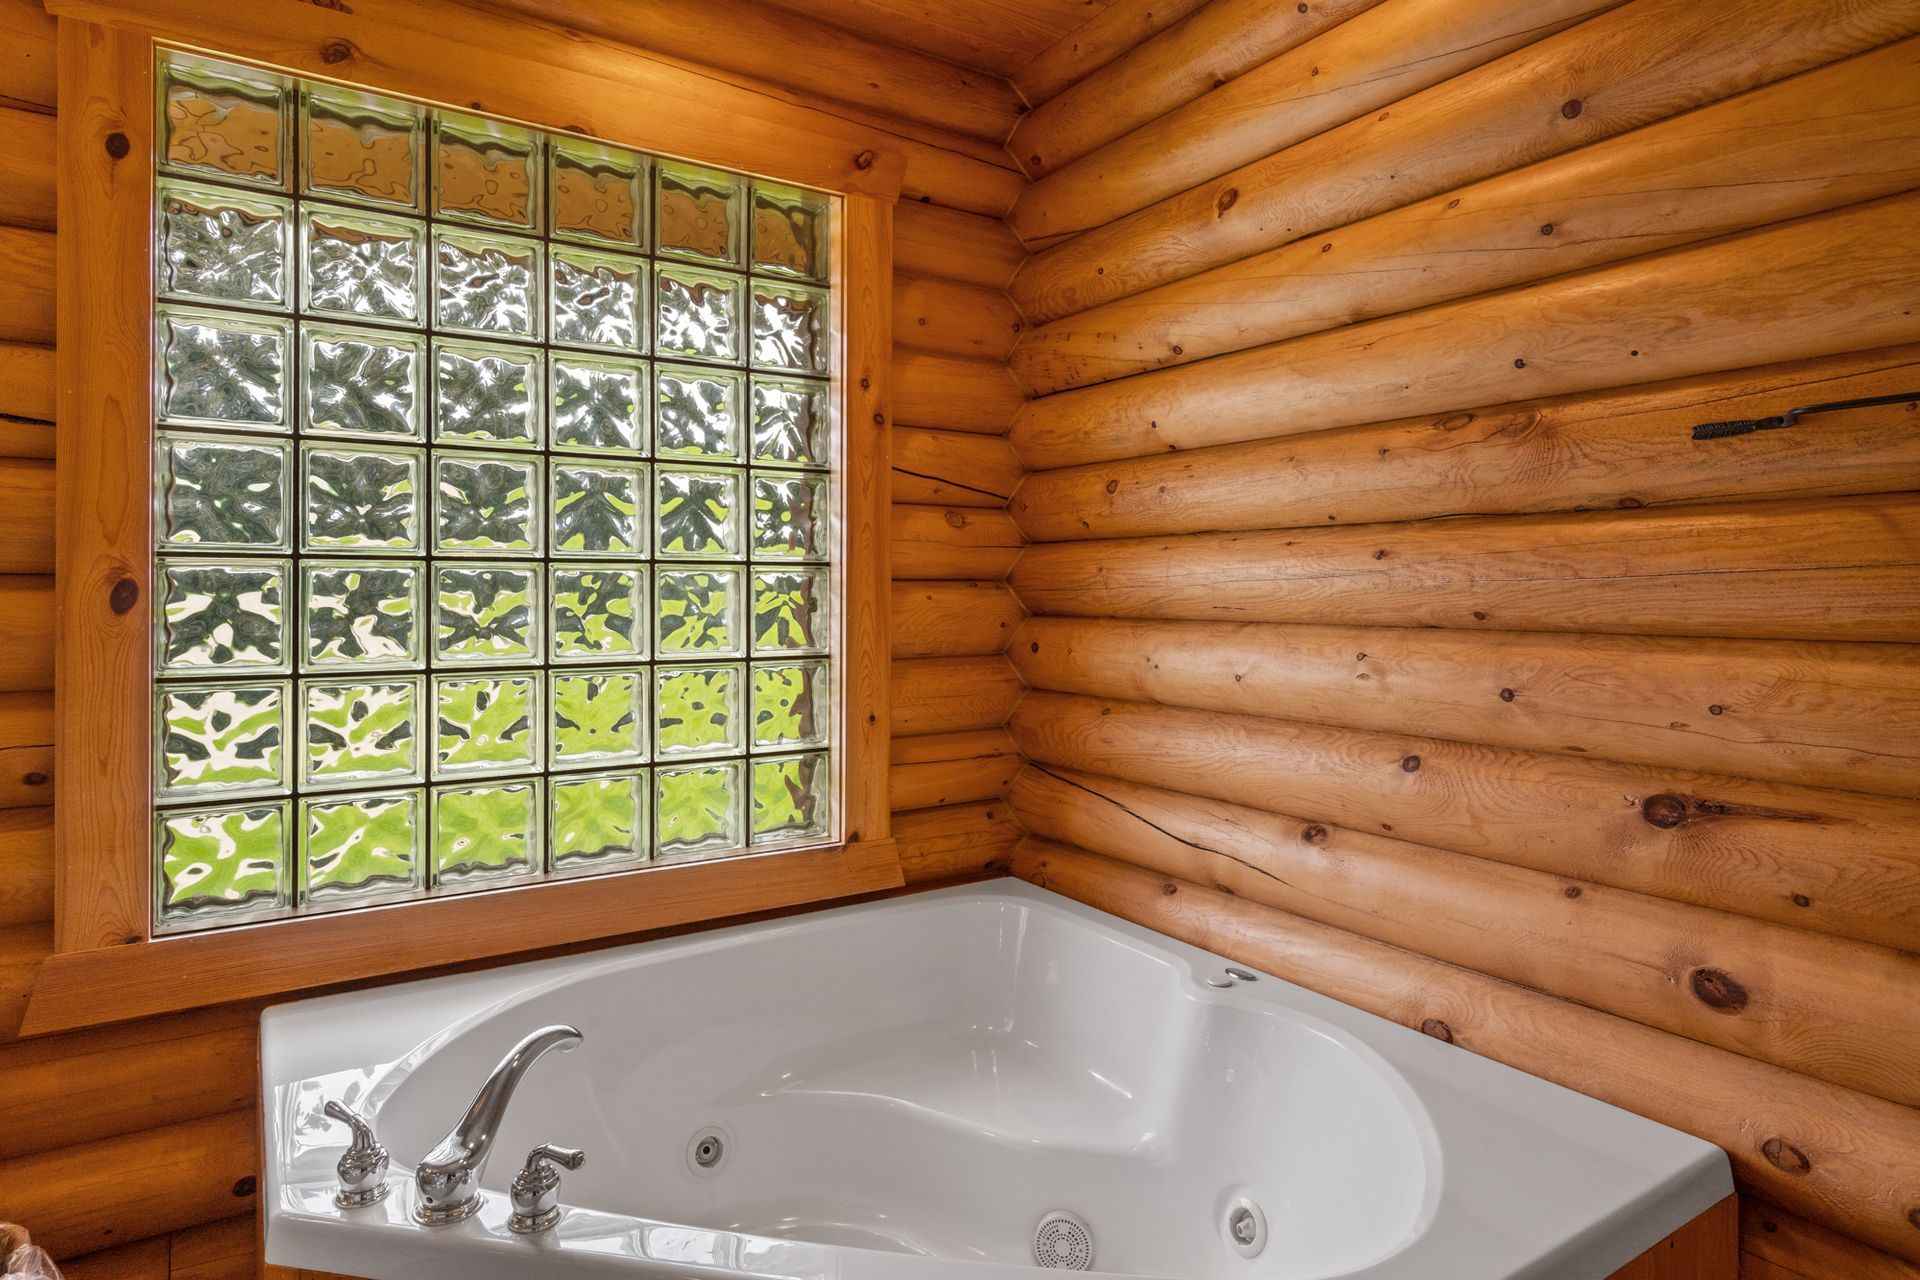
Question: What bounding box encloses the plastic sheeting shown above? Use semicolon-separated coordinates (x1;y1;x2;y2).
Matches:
0;1225;62;1280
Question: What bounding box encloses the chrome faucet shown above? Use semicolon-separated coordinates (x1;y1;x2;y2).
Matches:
413;1024;583;1224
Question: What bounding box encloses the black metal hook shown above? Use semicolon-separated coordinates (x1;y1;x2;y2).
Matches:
1691;391;1920;440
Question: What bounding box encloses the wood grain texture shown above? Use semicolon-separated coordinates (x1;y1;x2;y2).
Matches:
1741;1199;1920;1279
892;201;1026;291
893;272;1024;359
0;225;54;346
890;505;1025;580
1013;0;1210;107
893;427;1023;507
1011;617;1920;796
1009;691;1920;951
1608;1197;1736;1279
1011;191;1920;467
0;340;54;429
1011;765;1920;1105
0;805;52;927
890;656;1025;736
890;728;1021;810
757;0;1105;77
0;103;55;230
1010;0;1920;322
1014;842;1920;1265
0;0;57;113
894;350;1025;434
0;576;52;692
1013;36;1920;390
893;581;1025;657
891;798;1020;883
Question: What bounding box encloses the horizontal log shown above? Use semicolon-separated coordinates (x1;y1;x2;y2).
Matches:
0;1110;258;1259
893;426;1022;508
169;1214;256;1280
890;728;1021;811
897;143;1024;221
0;104;53;231
1741;1199;1920;1280
0;0;55;112
893;273;1023;361
1009;0;1615;244
1008;691;1920;951
1012;765;1920;1104
59;1238;168;1280
0;457;51;572
1014;36;1920;390
1012;344;1920;540
0;576;50;693
753;0;1091;78
892;580;1023;658
1011;617;1920;797
892;201;1026;292
891;656;1024;737
894;351;1024;435
0;340;53;428
0;804;50;928
1009;0;1920;323
1013;0;1211;107
1012;191;1920;467
1015;841;1920;1264
0;1019;254;1160
0;225;53;346
1009;0;1386;179
890;504;1024;581
464;0;1025;144
892;798;1020;883
1012;494;1920;643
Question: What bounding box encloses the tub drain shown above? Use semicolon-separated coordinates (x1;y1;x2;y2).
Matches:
1033;1209;1094;1270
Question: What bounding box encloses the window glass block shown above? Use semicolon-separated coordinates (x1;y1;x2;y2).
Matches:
159;52;290;190
302;86;425;211
302;444;423;553
435;113;540;231
433;339;541;448
301;676;424;788
657;567;741;658
656;467;741;560
655;759;743;860
433;779;541;888
751;568;827;655
751;280;829;374
550;770;648;873
656;264;742;363
552;462;646;558
157;307;291;431
304;324;425;440
550;247;645;352
158;558;290;674
301;788;424;907
158;179;292;310
657;365;742;461
751;472;828;561
303;204;425;326
435;564;539;666
551;354;645;454
434;674;541;777
435;228;542;339
654;664;742;759
751;184;828;282
551;566;645;663
750;376;828;468
155;801;289;932
655;161;744;266
435;453;541;554
551;138;645;248
156;681;289;799
302;562;424;670
752;752;829;846
157;433;290;551
752;660;828;750
551;669;646;769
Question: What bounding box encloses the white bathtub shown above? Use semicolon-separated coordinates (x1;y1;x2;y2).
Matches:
262;880;1730;1280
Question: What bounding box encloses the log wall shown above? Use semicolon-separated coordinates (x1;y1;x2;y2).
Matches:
998;3;1920;1276
0;0;1029;1271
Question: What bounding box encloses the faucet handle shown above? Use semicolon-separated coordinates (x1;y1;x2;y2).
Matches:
322;1100;391;1209
508;1144;586;1235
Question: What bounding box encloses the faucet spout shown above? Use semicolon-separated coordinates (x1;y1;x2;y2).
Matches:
414;1024;582;1224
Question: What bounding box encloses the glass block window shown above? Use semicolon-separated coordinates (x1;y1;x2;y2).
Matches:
151;52;837;934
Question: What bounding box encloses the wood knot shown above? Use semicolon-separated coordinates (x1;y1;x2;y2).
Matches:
1420;1018;1454;1043
1791;892;1812;909
858;377;871;390
1689;967;1749;1013
1471;610;1489;621
104;131;131;160
22;772;47;787
871;412;885;425
232;1175;258;1197
1641;794;1688;829
1105;479;1119;494
1540;223;1555;236
1761;1138;1810;1176
108;576;140;615
1029;641;1040;653
1400;755;1421;773
1563;885;1581;899
1513;358;1527;369
853;149;878;170
1301;824;1328;845
1708;704;1724;715
319;39;354;65
942;511;966;528
1160;881;1178;897
1499;688;1515;702
1214;187;1239;216
1908;1207;1920;1232
1561;98;1583;119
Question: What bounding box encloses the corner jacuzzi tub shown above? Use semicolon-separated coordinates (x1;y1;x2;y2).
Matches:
262;880;1730;1280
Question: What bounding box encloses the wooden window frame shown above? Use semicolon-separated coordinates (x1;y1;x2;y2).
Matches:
28;0;902;1036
